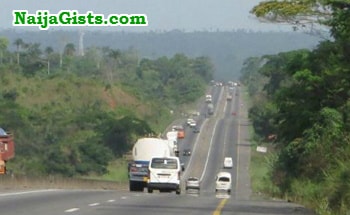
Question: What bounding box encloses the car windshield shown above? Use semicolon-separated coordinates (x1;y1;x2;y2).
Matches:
218;177;230;182
151;158;178;169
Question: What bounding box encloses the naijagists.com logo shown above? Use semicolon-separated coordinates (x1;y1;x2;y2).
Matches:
12;10;148;30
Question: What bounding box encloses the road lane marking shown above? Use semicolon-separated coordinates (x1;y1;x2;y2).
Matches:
65;208;80;213
0;189;59;197
213;198;228;215
89;203;100;207
107;199;115;203
200;119;219;182
183;116;208;179
199;86;225;181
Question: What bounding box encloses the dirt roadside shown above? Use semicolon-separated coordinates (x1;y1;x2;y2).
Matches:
0;175;128;191
235;88;253;200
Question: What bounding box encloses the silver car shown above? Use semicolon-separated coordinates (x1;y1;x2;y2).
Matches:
185;177;200;191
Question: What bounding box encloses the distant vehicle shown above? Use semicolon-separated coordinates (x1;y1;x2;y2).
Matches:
215;172;232;194
187;119;196;127
147;156;182;195
186;118;196;127
172;125;185;139
186;177;200;191
226;94;232;101
172;125;184;131
207;103;214;115
166;131;179;156
223;157;233;169
177;130;185;139
192;126;200;133
183;149;191;156
188;110;200;117
166;131;178;142
205;94;212;103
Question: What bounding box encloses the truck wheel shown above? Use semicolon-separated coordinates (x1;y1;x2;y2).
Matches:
137;183;144;192
176;189;181;195
147;188;153;193
129;181;136;191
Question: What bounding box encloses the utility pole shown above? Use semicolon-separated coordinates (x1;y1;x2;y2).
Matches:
78;29;85;56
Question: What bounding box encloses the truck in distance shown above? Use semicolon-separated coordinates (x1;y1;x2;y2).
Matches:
207;103;214;116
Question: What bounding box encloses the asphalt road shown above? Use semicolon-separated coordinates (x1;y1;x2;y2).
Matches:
0;85;315;215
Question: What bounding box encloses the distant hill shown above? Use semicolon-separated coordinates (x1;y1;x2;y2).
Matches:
0;29;321;79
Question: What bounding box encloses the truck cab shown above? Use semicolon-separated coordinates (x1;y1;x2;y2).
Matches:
0;129;15;175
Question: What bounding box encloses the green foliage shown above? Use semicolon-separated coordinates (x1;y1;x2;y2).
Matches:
243;2;350;212
0;39;212;178
98;115;154;157
240;57;267;96
324;160;350;213
134;54;211;105
251;1;312;20
248;102;278;138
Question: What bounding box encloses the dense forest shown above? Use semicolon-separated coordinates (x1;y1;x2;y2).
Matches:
242;1;350;214
0;29;320;80
0;35;213;177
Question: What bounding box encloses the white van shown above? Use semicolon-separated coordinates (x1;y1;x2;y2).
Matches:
215;172;232;194
147;156;182;195
223;157;233;169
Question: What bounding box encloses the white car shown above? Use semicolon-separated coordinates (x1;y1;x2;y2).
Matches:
223;157;233;169
187;118;196;127
205;94;212;103
215;172;232;194
189;120;196;127
185;177;200;191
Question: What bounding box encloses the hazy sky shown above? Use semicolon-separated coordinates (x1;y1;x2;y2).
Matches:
1;0;292;32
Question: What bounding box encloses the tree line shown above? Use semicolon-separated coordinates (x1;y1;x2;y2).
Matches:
0;37;213;177
243;1;350;214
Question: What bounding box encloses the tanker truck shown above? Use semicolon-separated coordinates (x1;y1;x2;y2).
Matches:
166;131;179;157
128;137;175;191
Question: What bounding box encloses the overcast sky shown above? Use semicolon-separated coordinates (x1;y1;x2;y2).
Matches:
1;0;292;32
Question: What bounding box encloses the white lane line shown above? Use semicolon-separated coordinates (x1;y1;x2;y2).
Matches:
65;208;80;213
121;196;127;200
89;203;100;207
107;199;115;203
0;189;59;197
200;119;219;182
199;85;224;182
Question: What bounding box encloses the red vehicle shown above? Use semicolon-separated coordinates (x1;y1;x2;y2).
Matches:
172;125;185;139
0;128;15;174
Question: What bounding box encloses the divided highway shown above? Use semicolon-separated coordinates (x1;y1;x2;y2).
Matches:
0;85;314;215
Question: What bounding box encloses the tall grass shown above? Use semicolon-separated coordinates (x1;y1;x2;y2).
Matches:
83;158;129;182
